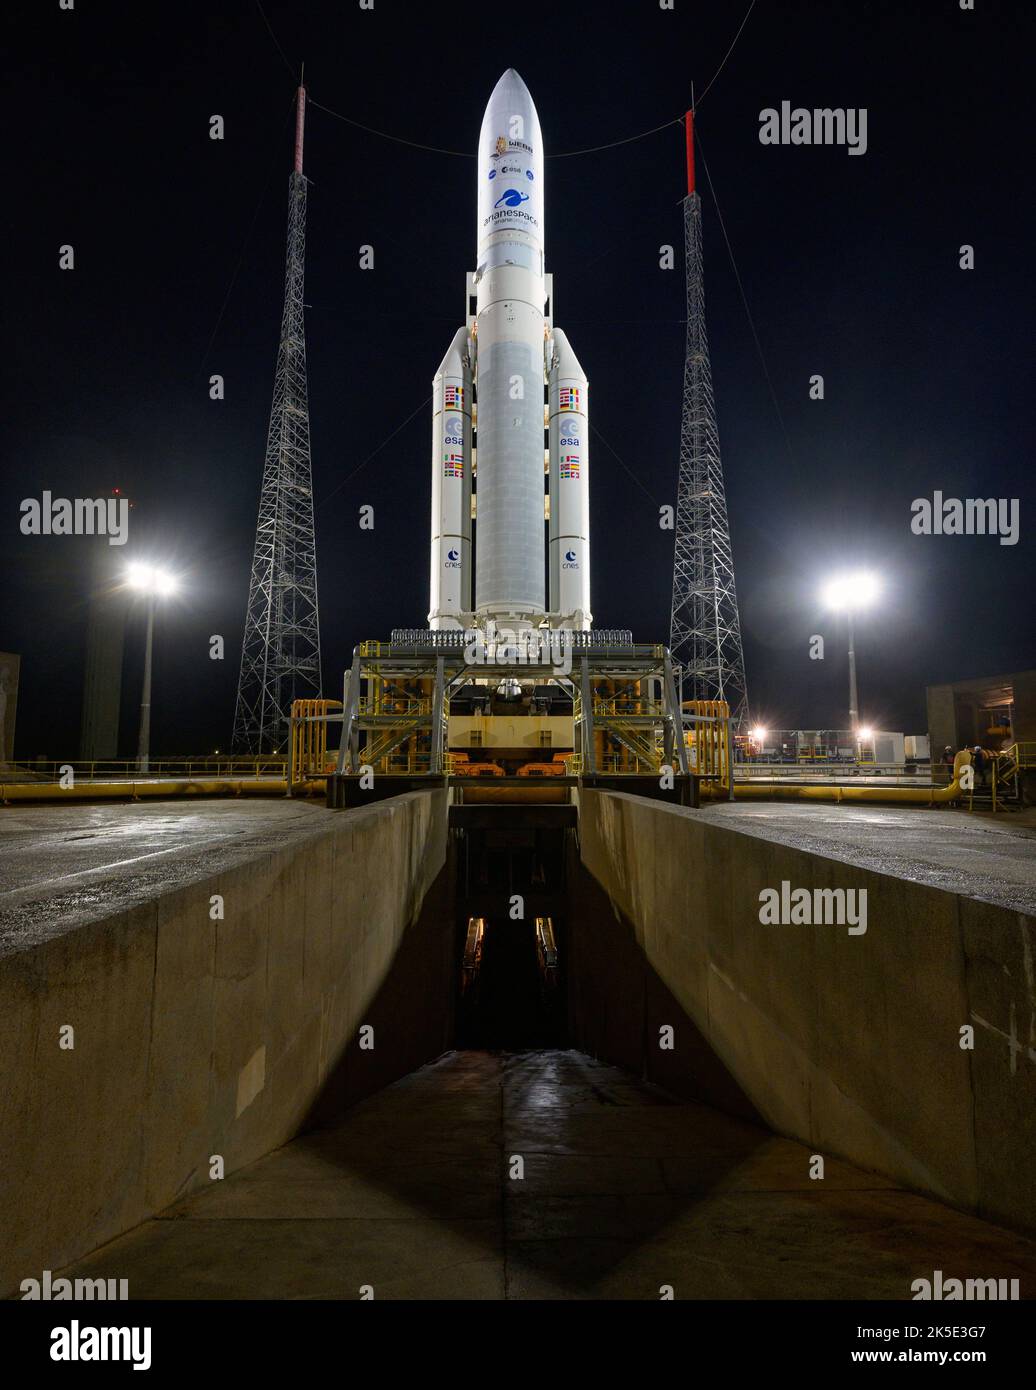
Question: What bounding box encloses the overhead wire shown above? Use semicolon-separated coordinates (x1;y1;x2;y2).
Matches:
590;424;663;508
201;89;298;364
254;0;296;81
304;0;756;154
693;0;756;111
317;395;432;507
694;128;797;468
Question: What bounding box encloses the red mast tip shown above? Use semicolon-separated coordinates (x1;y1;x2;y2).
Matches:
684;109;695;196
294;84;307;175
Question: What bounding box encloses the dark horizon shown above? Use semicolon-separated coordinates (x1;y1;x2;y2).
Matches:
4;0;1034;758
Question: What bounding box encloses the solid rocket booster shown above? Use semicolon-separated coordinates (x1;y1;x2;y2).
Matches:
428;328;473;625
428;69;591;632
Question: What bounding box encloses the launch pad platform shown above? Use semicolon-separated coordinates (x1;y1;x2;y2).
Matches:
295;630;730;801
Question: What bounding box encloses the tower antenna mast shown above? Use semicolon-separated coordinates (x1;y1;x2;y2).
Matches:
233;79;322;753
669;106;750;727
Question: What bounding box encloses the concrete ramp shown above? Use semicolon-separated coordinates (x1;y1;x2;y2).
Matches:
574;790;1036;1236
0;791;449;1298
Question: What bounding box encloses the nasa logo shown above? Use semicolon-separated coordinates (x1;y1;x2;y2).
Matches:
494;188;530;209
526;169;534;180
488;169;496;179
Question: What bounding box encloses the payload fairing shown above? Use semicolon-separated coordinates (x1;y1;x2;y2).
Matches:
428;70;591;633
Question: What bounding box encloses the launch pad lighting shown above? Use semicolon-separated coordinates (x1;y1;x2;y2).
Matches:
751;726;768;743
823;571;881;612
127;563;178;597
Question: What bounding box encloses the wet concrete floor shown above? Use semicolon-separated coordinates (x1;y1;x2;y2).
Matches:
63;1050;1036;1300
0;799;332;955
3;799;1034;954
697;803;1036;915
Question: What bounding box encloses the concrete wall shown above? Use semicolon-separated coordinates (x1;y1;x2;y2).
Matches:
0;790;449;1298
575;789;1036;1235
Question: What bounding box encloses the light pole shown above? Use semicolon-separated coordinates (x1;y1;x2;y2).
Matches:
751;725;768;763
822;571;881;746
127;563;178;774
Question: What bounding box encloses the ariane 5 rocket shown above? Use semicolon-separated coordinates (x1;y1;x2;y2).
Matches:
428;69;592;633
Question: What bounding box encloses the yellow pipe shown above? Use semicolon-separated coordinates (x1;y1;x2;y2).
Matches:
0;778;328;804
726;779;962;805
704;751;970;807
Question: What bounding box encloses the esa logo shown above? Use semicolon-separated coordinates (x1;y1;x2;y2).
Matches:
444;415;464;446
446;548;461;569
563;549;579;569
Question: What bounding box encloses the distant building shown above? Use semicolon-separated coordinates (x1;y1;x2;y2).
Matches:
0;651;19;765
926;669;1036;754
80;523;130;762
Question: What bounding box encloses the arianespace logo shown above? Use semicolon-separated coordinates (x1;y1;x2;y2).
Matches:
563;549;579;569
483;205;538;232
446;549;461;568
494;188;529;209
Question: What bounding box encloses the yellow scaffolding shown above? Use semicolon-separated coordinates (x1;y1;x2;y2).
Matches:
684;699;732;793
289;698;343;788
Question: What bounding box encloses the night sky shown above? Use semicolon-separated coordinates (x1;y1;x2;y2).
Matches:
4;0;1034;758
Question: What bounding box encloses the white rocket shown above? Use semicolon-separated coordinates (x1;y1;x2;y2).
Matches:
428;69;592;633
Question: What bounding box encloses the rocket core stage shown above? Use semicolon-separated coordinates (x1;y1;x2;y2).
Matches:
428;70;592;634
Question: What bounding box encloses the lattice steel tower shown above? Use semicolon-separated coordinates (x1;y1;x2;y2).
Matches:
669;110;749;728
233;85;322;753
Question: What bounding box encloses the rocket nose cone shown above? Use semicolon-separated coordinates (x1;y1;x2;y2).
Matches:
488;68;534;108
497;67;526;89
478;67;544;249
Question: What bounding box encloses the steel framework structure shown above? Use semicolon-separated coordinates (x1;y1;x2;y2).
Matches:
669;111;749;729
233;86;322;753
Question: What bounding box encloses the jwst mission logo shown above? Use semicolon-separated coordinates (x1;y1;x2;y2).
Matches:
484;134;537;232
494;134;532;158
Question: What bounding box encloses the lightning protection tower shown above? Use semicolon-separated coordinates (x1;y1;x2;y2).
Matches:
669;109;749;728
233;83;322;753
